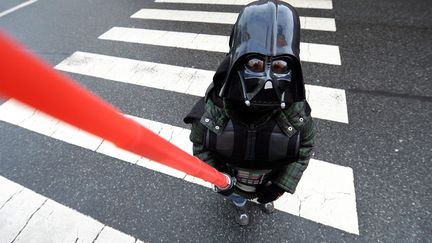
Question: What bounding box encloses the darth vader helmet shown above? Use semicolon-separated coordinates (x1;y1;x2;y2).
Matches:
219;0;306;109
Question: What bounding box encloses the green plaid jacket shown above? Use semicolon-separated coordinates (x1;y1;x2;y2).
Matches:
189;98;314;198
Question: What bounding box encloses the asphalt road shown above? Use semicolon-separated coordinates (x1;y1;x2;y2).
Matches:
0;0;431;242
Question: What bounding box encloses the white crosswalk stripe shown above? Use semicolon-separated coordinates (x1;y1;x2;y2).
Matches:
154;0;333;10
0;176;143;243
55;51;348;124
0;99;359;234
98;27;341;65
131;9;337;32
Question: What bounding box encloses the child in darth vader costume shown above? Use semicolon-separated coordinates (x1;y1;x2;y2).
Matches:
184;0;314;226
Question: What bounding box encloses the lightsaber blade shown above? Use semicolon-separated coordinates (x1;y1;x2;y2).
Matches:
0;31;229;188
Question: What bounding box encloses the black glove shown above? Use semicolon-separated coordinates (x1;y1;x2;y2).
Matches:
256;183;285;204
213;174;236;196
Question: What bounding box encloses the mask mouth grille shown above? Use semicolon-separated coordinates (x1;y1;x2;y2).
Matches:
236;69;288;108
249;88;280;105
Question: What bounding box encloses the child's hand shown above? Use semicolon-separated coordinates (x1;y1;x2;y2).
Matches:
257;184;285;204
213;174;236;196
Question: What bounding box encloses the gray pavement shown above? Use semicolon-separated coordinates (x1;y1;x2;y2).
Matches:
0;0;431;242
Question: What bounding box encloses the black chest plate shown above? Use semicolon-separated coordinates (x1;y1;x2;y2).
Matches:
204;119;300;169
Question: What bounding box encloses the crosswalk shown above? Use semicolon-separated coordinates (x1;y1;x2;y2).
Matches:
130;9;337;32
97;27;341;65
55;52;348;123
0;176;143;243
0;0;359;240
154;0;333;10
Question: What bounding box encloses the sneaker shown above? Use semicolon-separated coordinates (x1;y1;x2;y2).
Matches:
234;205;250;226
260;202;275;214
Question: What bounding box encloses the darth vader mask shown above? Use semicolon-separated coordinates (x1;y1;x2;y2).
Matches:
234;54;295;108
218;0;306;110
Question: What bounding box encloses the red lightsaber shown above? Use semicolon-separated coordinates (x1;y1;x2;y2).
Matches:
0;32;230;188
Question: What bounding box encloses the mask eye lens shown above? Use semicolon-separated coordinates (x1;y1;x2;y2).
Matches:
246;58;264;72
272;60;289;74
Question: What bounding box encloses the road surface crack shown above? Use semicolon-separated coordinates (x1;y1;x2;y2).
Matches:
10;198;48;243
94;139;105;151
92;225;105;243
296;194;302;216
0;188;24;211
